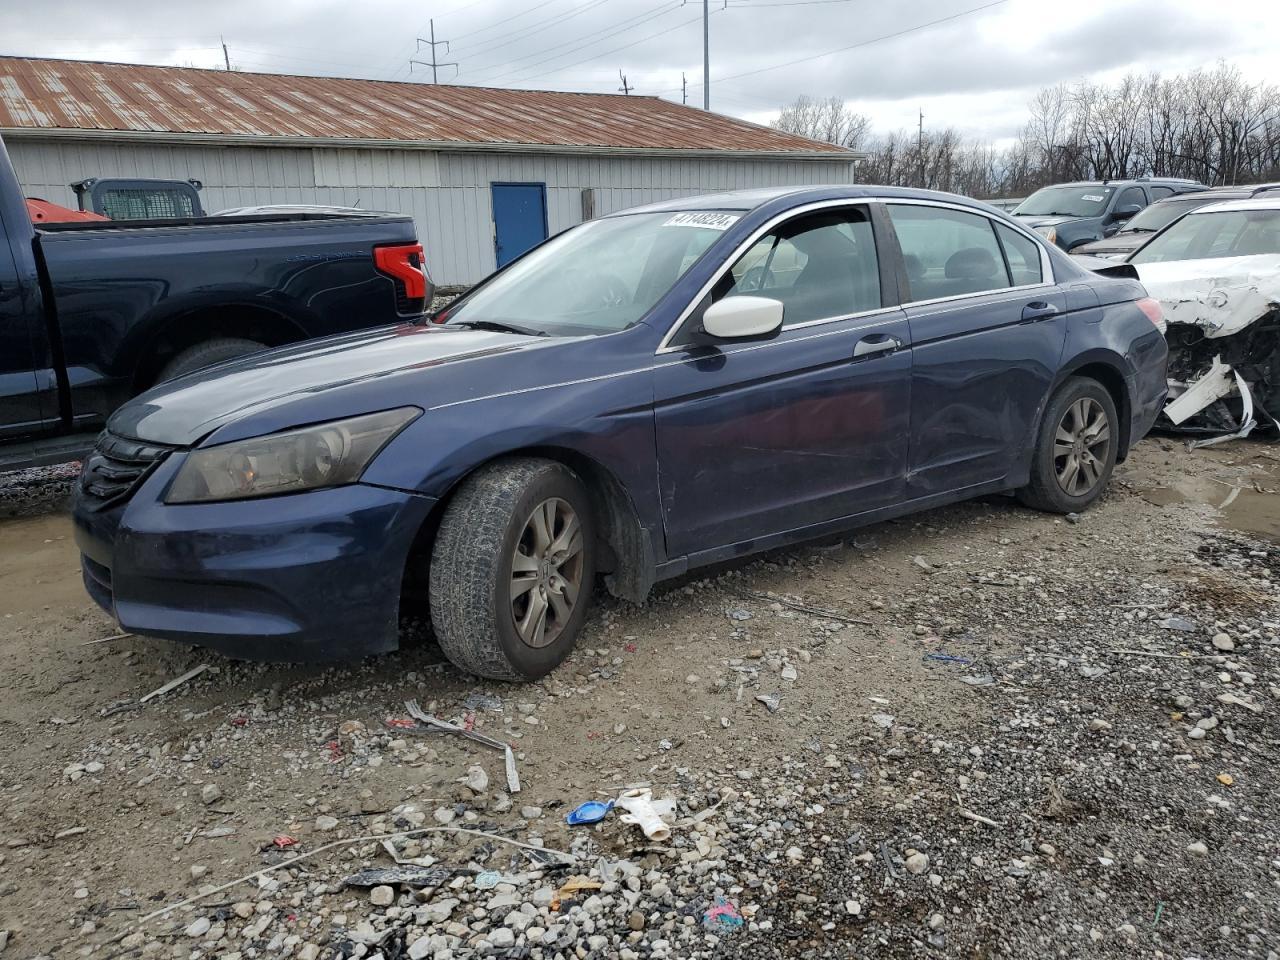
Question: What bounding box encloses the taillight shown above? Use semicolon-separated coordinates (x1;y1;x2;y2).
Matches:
1135;296;1166;333
374;243;430;308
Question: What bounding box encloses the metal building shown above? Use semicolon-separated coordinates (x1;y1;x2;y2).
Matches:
0;57;860;286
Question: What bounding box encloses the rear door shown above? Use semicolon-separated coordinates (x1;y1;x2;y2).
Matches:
884;201;1067;498
653;203;912;558
0;209;51;438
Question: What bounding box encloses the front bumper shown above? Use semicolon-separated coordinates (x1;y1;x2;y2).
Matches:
73;452;436;662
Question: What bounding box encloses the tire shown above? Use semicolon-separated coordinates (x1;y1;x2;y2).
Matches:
1017;377;1118;514
429;457;595;681
157;337;267;382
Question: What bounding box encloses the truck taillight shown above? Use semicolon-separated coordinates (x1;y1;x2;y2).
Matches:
1136;296;1166;333
374;243;431;309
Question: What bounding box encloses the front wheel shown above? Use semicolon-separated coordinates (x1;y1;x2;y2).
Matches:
429;458;595;681
1017;377;1118;514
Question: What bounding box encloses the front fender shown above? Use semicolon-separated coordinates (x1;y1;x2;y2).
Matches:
360;365;666;565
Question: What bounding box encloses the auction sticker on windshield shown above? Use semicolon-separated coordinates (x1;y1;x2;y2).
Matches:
663;212;740;230
1081;194;1105;202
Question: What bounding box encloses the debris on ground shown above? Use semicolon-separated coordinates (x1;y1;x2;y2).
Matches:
137;662;210;703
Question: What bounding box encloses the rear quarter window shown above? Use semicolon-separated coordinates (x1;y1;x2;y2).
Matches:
995;224;1043;286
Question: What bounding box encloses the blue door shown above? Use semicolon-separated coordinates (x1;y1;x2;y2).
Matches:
492;183;548;268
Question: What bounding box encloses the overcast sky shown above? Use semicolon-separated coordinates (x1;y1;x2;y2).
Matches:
3;0;1277;144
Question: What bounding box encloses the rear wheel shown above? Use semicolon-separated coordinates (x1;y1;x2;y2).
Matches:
429;458;594;681
1018;377;1118;513
157;337;267;382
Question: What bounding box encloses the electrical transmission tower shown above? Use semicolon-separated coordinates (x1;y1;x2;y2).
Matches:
410;20;458;83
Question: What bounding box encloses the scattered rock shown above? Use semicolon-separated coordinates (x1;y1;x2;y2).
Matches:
904;852;930;875
185;917;211;938
199;783;222;805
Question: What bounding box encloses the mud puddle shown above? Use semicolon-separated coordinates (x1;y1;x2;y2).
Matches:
1135;446;1280;541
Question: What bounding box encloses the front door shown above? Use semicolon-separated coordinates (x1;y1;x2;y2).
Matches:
883;201;1068;497
492;183;548;268
0;223;48;439
654;204;911;559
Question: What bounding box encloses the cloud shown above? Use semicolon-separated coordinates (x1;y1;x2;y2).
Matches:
1;0;1275;141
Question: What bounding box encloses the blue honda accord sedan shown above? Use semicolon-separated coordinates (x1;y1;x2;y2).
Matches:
73;186;1169;680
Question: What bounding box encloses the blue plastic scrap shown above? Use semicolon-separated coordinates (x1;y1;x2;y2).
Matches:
565;799;614;826
924;652;972;665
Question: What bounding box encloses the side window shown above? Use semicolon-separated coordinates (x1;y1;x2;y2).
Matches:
712;207;880;326
1149;186;1174;200
1115;186;1146;212
887;204;1011;301
995;223;1043;286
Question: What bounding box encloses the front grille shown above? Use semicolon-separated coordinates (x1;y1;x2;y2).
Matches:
78;432;173;510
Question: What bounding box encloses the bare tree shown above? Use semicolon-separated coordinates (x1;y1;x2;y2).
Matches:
772;95;871;150
774;63;1280;198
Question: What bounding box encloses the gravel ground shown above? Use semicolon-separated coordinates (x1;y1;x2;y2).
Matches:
1;438;1279;959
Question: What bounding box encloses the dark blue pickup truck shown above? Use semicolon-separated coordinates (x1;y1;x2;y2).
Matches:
0;134;429;469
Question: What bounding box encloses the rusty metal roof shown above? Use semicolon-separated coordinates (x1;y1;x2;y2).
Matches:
0;56;851;157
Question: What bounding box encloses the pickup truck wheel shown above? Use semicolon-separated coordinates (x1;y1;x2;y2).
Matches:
429;457;595;681
1018;377;1117;514
157;337;267;382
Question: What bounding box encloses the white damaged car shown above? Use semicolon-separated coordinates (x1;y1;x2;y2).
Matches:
1126;197;1280;443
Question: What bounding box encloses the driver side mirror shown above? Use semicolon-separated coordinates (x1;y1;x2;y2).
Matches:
1113;203;1143;221
698;296;784;342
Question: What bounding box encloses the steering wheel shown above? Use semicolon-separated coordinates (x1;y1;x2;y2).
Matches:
737;264;773;293
564;269;631;310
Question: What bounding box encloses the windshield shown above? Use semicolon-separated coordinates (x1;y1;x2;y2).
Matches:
1013;185;1115;218
1130;208;1280;264
1120;197;1212;234
439;211;737;336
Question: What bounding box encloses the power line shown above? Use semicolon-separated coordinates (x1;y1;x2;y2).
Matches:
709;0;1008;85
485;5;699;87
451;0;612;60
450;0;564;42
463;1;675;83
725;0;864;6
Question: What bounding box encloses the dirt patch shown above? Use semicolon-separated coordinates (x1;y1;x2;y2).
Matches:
0;439;1278;959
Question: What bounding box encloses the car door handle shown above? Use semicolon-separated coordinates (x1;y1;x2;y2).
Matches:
1021;301;1060;323
853;334;903;358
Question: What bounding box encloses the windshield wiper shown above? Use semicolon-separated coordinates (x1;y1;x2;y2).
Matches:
450;319;549;337
1123;227;1156;233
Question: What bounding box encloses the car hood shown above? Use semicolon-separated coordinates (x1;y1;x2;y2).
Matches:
110;323;547;446
1011;214;1080;229
1071;233;1149;258
1134;254;1280;338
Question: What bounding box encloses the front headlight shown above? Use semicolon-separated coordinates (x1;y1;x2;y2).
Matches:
166;407;420;504
1034;225;1057;244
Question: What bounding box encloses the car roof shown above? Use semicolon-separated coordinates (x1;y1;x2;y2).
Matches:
1188;196;1280;215
1042;179;1199;188
616;184;1004;216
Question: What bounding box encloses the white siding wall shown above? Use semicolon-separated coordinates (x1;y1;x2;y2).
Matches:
8;138;855;286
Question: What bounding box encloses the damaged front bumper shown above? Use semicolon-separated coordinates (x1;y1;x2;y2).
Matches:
1142;257;1280;443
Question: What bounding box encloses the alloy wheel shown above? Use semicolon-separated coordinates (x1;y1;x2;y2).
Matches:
1054;397;1111;497
509;497;584;649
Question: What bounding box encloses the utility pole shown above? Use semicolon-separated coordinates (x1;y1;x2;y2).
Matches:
682;72;687;105
410;20;457;83
221;36;230;71
618;70;632;95
917;107;925;187
703;0;710;110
